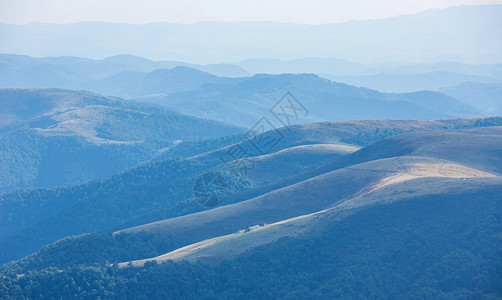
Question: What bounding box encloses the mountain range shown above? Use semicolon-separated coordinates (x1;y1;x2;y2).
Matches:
0;81;488;195
2;53;502;92
1;53;499;126
1;5;501;64
132;70;482;127
1;118;501;298
440;82;502;115
1;3;501;298
1;75;496;190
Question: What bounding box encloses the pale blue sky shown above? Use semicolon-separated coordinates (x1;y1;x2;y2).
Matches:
1;0;502;24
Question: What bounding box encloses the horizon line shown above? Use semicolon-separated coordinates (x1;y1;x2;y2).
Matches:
0;4;497;26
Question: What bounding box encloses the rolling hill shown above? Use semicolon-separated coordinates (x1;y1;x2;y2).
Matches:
1;122;501;299
0;88;113;127
0;88;242;194
2;185;501;299
115;126;502;262
116;154;497;252
122;174;501;266
1;117;501;267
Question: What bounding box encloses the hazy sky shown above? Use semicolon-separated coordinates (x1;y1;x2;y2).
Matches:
1;0;502;24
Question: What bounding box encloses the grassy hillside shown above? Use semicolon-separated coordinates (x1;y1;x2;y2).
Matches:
2;118;501;270
0;141;353;263
197;117;502;162
0;88;118;127
2;163;501;299
0;117;386;264
239;144;360;185
122;176;501;266
328;126;502;174
116;154;498;262
109;126;502;265
0;88;242;194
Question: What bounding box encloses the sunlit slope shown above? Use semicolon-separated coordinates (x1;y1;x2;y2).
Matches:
117;126;502;266
195;117;502;162
199;124;502;224
2;119;502;265
0;121;361;263
121;156;499;266
0;88;243;194
275;125;502;194
335;126;502;174
218;144;360;185
117;155;496;254
0;88;120;127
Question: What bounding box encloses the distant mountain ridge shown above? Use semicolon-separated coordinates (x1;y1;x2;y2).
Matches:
86;66;242;97
0;53;249;91
133;71;482;127
1;52;501;109
0;5;501;63
327;71;502;93
440;82;502;115
2;57;483;127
